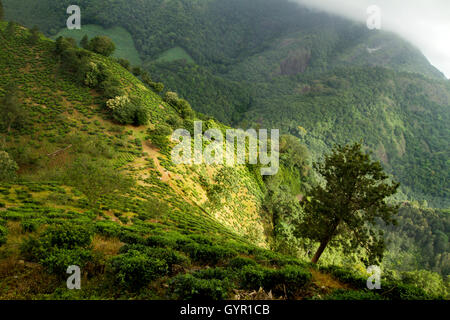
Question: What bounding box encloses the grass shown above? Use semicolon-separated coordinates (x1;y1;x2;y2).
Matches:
53;24;142;66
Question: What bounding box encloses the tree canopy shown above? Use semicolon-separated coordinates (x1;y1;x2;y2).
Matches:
87;36;116;57
299;143;400;264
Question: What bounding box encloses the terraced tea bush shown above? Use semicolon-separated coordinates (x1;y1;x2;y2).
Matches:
109;249;168;290
228;256;258;269
40;247;93;276
381;282;433;300
192;267;233;281
20;236;46;262
42;223;94;249
181;242;237;265
169;274;231;300
119;244;190;273
0;225;7;246
20;220;37;233
240;264;311;298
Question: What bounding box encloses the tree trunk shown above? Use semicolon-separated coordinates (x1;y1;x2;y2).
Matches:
311;238;330;264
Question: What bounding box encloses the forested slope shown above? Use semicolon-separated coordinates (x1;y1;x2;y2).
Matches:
4;0;447;206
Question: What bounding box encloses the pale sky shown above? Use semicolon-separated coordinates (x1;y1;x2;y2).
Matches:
293;0;450;78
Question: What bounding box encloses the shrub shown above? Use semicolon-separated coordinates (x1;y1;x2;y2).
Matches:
162;92;194;119
106;95;130;111
153;124;173;136
21;220;37;233
181;243;237;265
107;96;149;126
42;223;94;249
381;282;432;300
163;91;179;105
109;249;168;290
119;244;189;269
228;256;258;269
400;270;448;298
87;36;115;57
134;105;149;126
240;264;311;297
166;115;183;129
132;67;141;76
169;274;231;300
0;225;8;246
20;236;46;262
117;58;130;70
145;234;178;248
239;265;272;289
40;248;92;276
273;265;312;297
189;234;214;245
95;221;122;238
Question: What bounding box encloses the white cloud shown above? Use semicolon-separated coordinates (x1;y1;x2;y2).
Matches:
292;0;450;78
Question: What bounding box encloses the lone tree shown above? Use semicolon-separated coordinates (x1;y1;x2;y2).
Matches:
299;143;399;264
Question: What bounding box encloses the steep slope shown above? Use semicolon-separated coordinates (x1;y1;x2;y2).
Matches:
0;23;445;300
5;0;446;206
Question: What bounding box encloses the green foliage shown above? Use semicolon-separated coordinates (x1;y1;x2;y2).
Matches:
300;143;400;264
20;220;37;233
382;204;450;276
111;102;149;126
62;157;134;207
381;282;432;300
169;274;231;300
240;264;312;298
181;242;237;265
400;270;448;298
116;58;130;70
0;151;18;182
0;224;7;246
228;256;257;269
87;36;115;57
163;91;194;119
109;249;168;290
41;223;94;249
19;222;95;276
40;247;92;275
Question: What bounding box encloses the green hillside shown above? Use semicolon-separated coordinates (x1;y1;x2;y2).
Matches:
0;22;446;300
4;0;446;206
0;0;448;301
